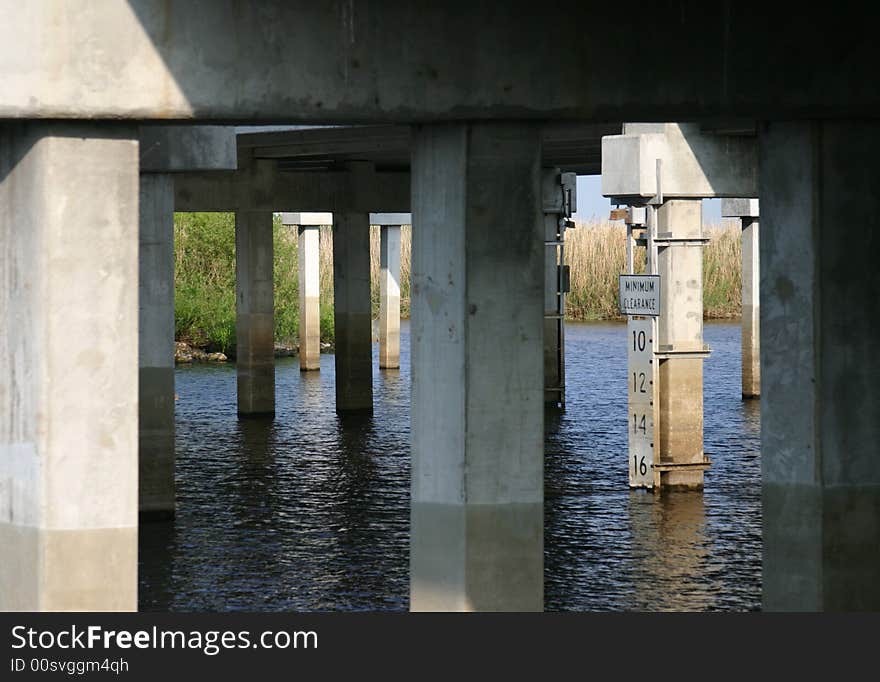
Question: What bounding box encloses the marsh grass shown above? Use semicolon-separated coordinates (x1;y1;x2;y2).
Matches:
174;215;740;352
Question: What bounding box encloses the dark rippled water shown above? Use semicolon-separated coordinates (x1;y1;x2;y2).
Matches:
139;320;761;612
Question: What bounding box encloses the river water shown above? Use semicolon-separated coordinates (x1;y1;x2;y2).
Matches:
139;320;761;612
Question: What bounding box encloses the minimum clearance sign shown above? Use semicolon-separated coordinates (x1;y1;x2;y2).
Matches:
619;275;660;316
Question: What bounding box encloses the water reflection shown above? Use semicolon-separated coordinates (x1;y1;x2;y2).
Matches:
139;320;760;611
627;492;716;611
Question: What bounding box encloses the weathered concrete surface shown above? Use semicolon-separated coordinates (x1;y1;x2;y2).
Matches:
658;359;704;488
1;4;876;121
0;123;138;610
543;213;562;405
602;123;757;201
379;225;401;369
741;219;760;398
332;213;373;413
281;212;332;226
140;126;236;172
722;199;760;398
235;211;275;417
175;164;409;213
656;200;706;489
139;173;176;519
761;121;880;611
297;225;321;371
411;123;543;611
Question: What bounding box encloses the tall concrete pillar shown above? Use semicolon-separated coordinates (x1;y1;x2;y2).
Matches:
411;123;544;611
542;170;575;407
332;212;373;413
655;199;709;488
0;123;139;610
379;224;401;369
139;173;176;520
741;218;760;397
722;199;761;398
761;121;880;611
235;210;275;417
298;224;321;371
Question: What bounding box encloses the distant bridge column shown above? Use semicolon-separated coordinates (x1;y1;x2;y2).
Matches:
0;123;139;610
655;199;711;488
235;210;275;417
411;122;544;611
281;213;328;372
139;173;176;519
542;170;576;407
333;212;373;413
761;121;880;611
722;199;761;399
372;213;408;370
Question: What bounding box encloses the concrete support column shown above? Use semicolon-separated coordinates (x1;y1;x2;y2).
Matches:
235;210;275;417
332;213;373;413
722;199;761;398
298;225;321;371
656;199;708;488
760;121;880;611
411;123;544;611
742;218;761;398
379;225;401;369
0;123;139;610
543;211;560;401
139;173;176;519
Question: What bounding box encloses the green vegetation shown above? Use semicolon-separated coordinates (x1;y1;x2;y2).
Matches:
174;212;319;354
173;215;741;353
563;222;742;320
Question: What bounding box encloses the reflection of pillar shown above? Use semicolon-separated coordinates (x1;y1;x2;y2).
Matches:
0;123;139;610
139;172;176;519
411;122;544;611
379;224;401;369
761;122;880;611
655;200;710;489
722;199;760;398
235;210;275;417
627;492;711;611
333;212;373;413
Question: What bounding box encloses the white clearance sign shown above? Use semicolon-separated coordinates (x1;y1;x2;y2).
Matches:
619;275;660;317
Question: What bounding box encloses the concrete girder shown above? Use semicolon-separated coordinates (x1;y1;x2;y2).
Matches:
140;126;237;172
174;164;410;213
602;123;757;202
1;3;877;122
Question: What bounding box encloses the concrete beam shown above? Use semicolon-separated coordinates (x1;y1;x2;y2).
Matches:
174;165;410;213
761;121;880;611
280;212;333;226
0;123;138;610
602;123;757;201
140;126;237;172
1;4;877;121
721;198;760;219
371;213;411;226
